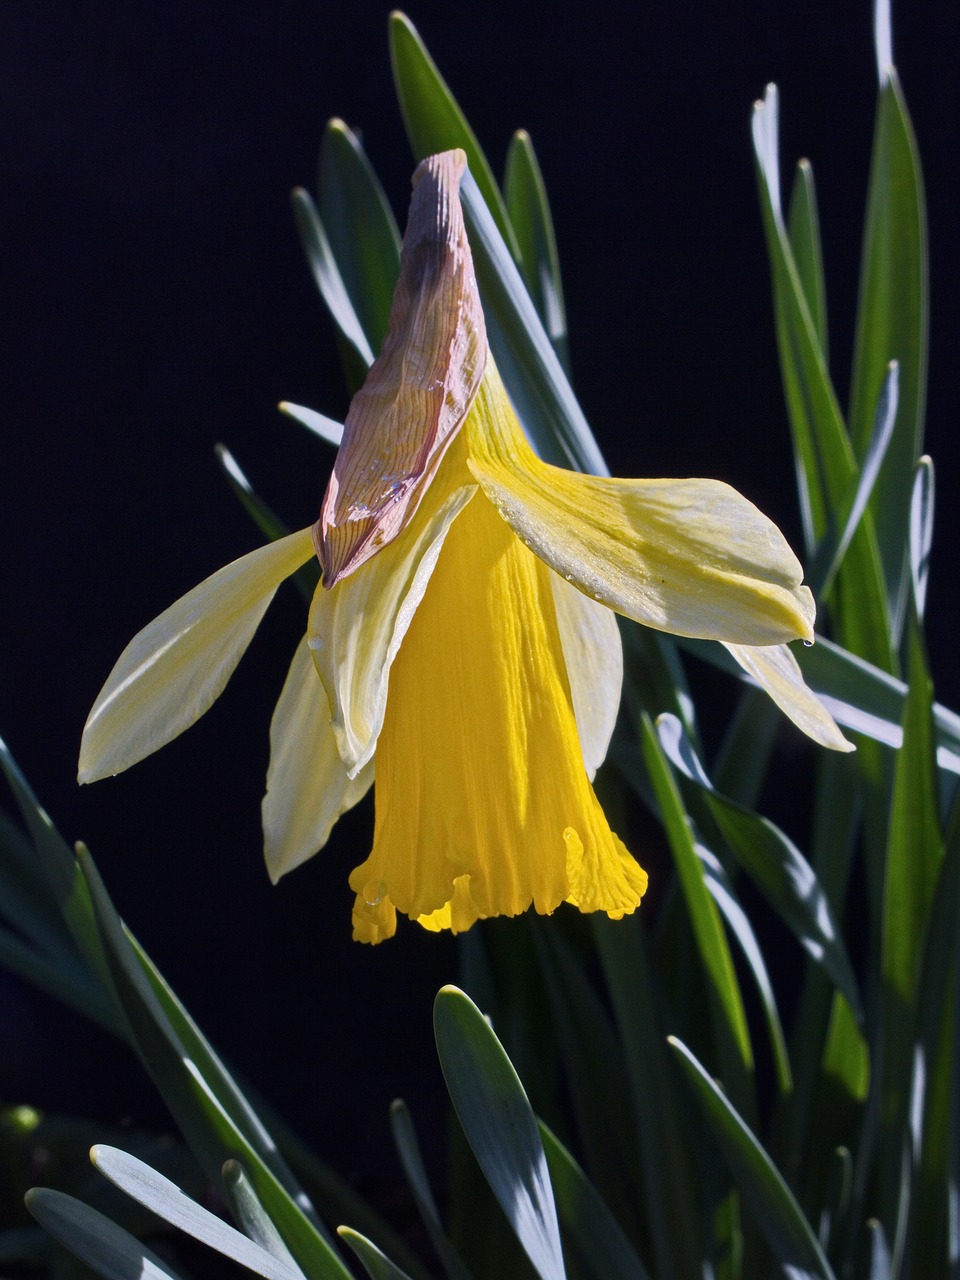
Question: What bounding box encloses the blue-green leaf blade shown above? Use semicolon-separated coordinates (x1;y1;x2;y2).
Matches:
657;715;862;1020
91;1146;302;1280
291;185;374;385
25;1188;183;1280
433;985;566;1280
639;715;754;1098
848;42;928;622
318;118;401;354
388;12;519;261
459;170;607;475
337;1228;415;1280
503;130;569;371
669;1038;837;1280
787;158;828;358
538;1121;651;1280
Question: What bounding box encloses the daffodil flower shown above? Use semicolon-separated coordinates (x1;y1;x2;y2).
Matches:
79;149;850;943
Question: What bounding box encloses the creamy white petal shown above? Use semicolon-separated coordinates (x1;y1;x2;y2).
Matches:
466;363;815;646
79;528;315;782
549;573;623;780
309;480;477;776
725;642;854;752
262;637;373;883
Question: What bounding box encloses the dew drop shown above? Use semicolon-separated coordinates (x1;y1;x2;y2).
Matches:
802;638;814;648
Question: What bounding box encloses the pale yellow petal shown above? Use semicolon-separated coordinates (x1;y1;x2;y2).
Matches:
316;149;486;585
725;642;855;752
466;363;815;646
549;572;623;780
348;472;646;942
262;636;374;884
309;439;477;776
79;529;316;782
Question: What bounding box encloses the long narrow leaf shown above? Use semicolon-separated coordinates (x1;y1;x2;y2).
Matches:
503;130;570;371
538;1122;651;1280
669;1038;837;1280
389;12;519;260
848;4;928;623
388;1102;471;1280
25;1188;183;1280
639;715;754;1112
808;362;899;599
337;1229;414;1280
291;185;374;388
91;1146;302;1280
787;158;828;358
319;118;401;354
658;714;861;1019
752;85;893;673
433;985;566;1280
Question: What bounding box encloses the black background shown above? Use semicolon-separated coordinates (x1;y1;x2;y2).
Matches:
2;0;958;1191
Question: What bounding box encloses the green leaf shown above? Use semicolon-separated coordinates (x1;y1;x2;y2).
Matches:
808;362;899;600
909;457;934;620
877;614;943;1230
752;85;893;673
537;1121;651;1280
657;714;862;1020
787;158;828;358
882;617;942;1004
318;118;401;355
24;1188;183;1280
214;445;291;543
278;402;343;447
433;985;566;1280
388;1102;472;1280
907;801;960;1277
848;32;928;626
530;919;642;1232
669;1038;837;1280
337;1228;415;1280
503;130;570;372
592;916;702;1280
291;185;374;388
91;1146;302;1280
388;12;519;261
74;847;352;1280
0;738;122;1027
212;446;318;603
639;715;754;1106
221;1161;305;1276
459;170;608;474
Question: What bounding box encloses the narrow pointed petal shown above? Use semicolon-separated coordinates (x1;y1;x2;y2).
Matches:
466;364;816;646
79;529;315;782
310;443;477;775
549;572;623;780
348;474;646;943
316;149;487;586
725;642;854;751
262;637;373;883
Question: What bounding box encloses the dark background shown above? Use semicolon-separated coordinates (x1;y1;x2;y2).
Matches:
2;0;958;1193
